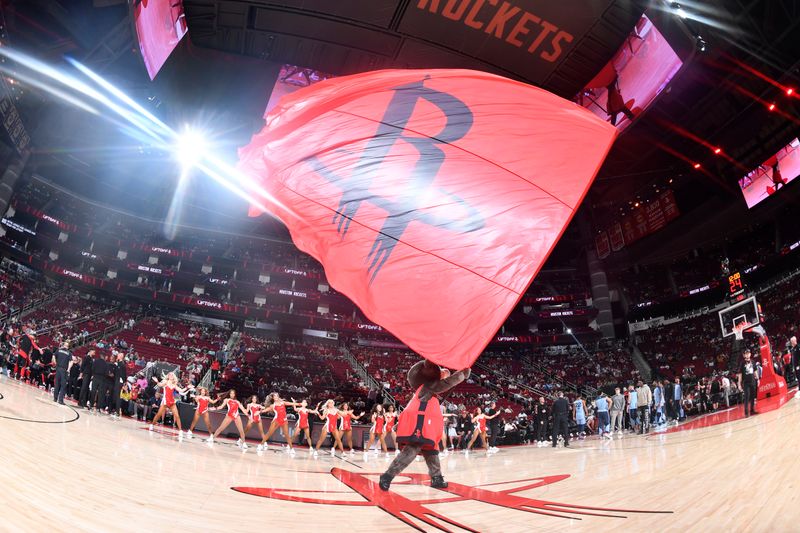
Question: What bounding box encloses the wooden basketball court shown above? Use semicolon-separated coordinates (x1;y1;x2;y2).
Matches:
2;376;798;532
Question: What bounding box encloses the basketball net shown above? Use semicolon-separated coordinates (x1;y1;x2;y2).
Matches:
733;322;750;341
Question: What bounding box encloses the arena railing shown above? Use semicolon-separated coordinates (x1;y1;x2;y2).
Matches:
340;346;396;408
472;360;548;400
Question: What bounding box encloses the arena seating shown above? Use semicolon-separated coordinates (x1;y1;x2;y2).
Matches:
216;334;367;404
349;345;528;415
636;274;800;379
0;267;60;317
115;316;230;370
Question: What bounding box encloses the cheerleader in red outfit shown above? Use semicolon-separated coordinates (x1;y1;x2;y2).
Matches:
149;372;193;439
290;399;320;451
364;403;388;458
243;395;268;449
185;388;220;439
314;399;345;457
260;392;301;454
208;389;249;449
384;404;399;456
338;403;365;454
466;407;499;454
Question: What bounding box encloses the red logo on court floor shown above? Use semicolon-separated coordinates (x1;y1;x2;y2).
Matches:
233;468;669;531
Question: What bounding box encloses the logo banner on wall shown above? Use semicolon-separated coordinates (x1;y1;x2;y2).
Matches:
239;69;616;369
595;230;610;259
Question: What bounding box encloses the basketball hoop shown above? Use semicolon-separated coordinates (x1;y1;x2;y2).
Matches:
733;322;750;341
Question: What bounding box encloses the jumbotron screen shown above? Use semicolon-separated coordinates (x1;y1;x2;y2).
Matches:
133;0;189;80
263;64;334;117
573;14;683;131
739;137;800;208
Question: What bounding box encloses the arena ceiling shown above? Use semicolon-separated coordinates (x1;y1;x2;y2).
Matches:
181;0;648;98
3;0;800;264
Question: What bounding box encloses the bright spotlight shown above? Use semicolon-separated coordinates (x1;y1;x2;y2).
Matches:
176;130;207;168
566;328;572;335
671;2;687;18
695;36;707;52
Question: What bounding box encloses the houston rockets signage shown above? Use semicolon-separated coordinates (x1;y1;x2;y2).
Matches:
399;0;615;83
239;69;616;369
234;468;669;531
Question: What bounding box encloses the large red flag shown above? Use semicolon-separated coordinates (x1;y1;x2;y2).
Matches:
239;69;616;369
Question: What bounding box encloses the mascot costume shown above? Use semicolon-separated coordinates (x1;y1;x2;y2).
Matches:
379;360;470;491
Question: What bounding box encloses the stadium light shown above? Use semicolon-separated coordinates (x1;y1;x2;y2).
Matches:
695;36;707;52
714;147;722;154
671;3;688;19
566;328;572;334
768;102;776;111
787;88;794;96
175;129;206;169
693;163;701;169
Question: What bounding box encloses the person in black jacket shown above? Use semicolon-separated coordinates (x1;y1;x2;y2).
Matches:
78;350;94;408
486;401;502;452
90;351;109;414
551;391;570;448
111;351;127;419
68;355;81;399
533;396;550;445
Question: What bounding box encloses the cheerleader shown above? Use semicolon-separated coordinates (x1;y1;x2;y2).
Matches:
149;372;193;439
465;407;499;454
185;387;219;438
314;399;345;457
260;392;301;454
243;395;268;450
442;412;458;454
337;403;365;454
290;399;320;450
364;403;388;457
384;404;399;456
208;389;249;449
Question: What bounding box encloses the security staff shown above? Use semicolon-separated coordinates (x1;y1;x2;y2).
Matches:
551;391;570;448
78;349;94;408
52;341;74;405
90;351;109;413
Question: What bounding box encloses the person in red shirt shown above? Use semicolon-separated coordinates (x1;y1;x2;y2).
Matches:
290;399;320;451
208;389;249;449
384;404;399;456
260;392;302;454
379;360;470;491
364;403;388;457
149;372;193;439
210;358;221;381
337;402;365;454
314;399;345;457
185;387;219;438
243;395;267;450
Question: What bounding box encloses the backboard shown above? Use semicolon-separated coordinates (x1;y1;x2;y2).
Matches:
719;296;760;337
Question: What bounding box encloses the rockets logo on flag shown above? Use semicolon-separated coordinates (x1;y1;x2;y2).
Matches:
239;69;616;370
